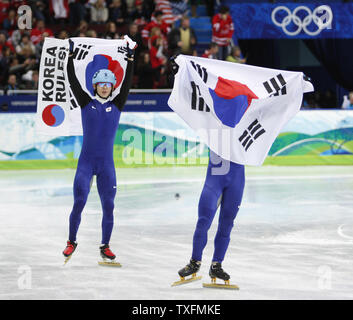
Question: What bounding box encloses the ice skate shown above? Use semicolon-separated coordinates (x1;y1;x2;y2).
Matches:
63;240;77;265
202;262;239;290
171;259;202;286
98;244;121;267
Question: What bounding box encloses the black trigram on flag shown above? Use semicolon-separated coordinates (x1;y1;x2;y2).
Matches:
117;46;127;54
190;61;208;83
263;74;287;97
190;81;210;112
69;90;79;110
73;44;93;60
238;119;266;151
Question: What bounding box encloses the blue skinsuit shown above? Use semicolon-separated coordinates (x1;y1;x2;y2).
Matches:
192;151;245;263
67;54;134;245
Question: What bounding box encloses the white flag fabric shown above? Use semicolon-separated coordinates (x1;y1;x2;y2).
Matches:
36;36;135;136
168;55;314;166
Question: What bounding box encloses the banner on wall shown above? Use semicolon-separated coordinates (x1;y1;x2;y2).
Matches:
2;110;352;163
229;3;353;39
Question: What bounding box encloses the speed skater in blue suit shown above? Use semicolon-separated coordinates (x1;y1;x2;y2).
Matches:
63;38;136;263
170;57;245;286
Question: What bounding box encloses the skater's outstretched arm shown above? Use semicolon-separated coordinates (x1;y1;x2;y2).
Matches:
67;39;92;109
111;42;136;111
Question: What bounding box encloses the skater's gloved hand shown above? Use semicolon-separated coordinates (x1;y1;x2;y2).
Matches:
124;35;137;61
68;39;74;56
170;55;179;75
126;44;135;60
303;74;312;83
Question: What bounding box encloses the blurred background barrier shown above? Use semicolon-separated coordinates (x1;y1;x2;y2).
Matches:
0;91;352;169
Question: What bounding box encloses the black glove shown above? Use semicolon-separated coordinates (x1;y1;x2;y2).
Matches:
303;74;312;83
170;55;179;75
126;43;137;60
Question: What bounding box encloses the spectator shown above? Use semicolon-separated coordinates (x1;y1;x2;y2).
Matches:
0;45;12;85
68;0;87;26
211;5;234;60
0;0;10;27
124;0;135;17
141;10;170;46
74;20;89;36
31;70;39;90
127;22;144;59
168;15;196;56
104;21;120;39
202;42;218;59
149;35;167;87
2;7;17;31
137;51;155;88
10;29;26;48
86;29;98;37
130;0;153;26
341;92;353;109
149;26;167;50
28;0;48;22
10;51;37;78
50;0;70;24
58;30;69;39
0;31;15;54
90;0;109;24
35;31;50;61
15;33;36;56
4;74;19;93
17;46;36;74
226;46;246;64
108;0;127;27
30;20;54;45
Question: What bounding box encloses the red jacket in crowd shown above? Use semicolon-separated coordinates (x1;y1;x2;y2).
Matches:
211;13;234;47
30;27;54;45
141;20;170;43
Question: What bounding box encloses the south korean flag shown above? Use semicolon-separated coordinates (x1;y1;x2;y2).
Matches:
167;55;314;166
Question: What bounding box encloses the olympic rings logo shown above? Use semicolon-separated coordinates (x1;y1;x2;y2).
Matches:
271;5;333;36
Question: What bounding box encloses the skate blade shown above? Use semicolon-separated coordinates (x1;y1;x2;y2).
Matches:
98;261;122;267
202;282;239;290
63;255;72;266
171;275;202;287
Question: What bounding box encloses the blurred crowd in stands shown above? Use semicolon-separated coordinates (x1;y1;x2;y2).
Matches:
0;0;245;92
0;0;350;109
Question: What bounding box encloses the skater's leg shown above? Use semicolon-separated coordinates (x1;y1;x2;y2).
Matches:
96;162;117;245
192;183;222;261
212;165;245;263
69;164;93;242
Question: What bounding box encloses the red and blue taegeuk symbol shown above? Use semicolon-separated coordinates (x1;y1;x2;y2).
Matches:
42;104;65;127
209;77;258;128
85;54;124;95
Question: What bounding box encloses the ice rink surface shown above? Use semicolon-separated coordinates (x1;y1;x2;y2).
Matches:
1;165;353;300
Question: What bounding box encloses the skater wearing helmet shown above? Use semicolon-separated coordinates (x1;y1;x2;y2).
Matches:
63;38;136;266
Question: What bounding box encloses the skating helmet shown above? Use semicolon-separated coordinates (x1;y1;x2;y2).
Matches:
92;69;117;87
